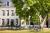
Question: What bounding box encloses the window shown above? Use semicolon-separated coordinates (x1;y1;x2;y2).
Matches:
2;10;5;16
7;1;9;6
7;10;9;16
2;19;5;26
11;10;14;16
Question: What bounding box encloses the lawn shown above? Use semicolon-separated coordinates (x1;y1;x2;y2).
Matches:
0;29;50;33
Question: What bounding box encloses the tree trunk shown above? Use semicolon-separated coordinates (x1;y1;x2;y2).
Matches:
40;16;47;28
39;15;43;23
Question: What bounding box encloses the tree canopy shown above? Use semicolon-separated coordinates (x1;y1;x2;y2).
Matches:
12;0;49;25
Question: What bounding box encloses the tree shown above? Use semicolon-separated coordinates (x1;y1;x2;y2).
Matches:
12;0;49;27
25;0;48;27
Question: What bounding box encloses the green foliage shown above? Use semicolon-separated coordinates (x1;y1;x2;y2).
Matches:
32;15;40;24
12;0;24;17
48;13;50;17
12;0;49;24
26;0;36;6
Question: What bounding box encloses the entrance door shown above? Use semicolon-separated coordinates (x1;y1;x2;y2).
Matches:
11;19;14;27
7;19;9;26
2;19;5;26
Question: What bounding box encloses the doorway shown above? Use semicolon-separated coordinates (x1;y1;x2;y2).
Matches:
11;19;14;27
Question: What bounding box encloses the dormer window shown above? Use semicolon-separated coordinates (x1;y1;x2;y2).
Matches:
7;1;9;6
0;1;2;3
0;1;2;6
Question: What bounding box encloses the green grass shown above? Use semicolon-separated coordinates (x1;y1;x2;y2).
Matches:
0;29;49;33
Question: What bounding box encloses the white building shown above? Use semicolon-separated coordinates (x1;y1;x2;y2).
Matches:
0;0;19;26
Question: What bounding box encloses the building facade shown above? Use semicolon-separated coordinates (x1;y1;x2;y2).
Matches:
0;0;19;26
